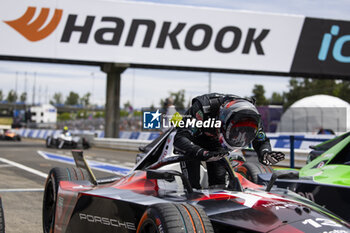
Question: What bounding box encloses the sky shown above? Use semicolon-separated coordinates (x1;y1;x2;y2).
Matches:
1;0;350;109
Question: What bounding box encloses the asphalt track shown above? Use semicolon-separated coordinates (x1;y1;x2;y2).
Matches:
0;139;137;233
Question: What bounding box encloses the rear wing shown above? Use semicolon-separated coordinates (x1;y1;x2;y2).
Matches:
72;150;97;185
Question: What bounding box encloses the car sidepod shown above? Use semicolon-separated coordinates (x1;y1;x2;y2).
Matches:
193;189;350;233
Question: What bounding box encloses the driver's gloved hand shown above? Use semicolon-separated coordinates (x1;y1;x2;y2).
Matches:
259;151;285;166
198;149;230;162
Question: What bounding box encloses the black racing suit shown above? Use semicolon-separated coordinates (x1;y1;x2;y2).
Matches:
173;93;271;189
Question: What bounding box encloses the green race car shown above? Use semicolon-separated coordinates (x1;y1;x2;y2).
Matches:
238;132;350;222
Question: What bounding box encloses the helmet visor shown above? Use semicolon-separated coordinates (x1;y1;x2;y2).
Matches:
224;120;258;148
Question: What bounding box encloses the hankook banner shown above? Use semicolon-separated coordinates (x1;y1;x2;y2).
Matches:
0;0;349;78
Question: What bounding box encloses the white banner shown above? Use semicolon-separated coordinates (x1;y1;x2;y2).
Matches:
0;0;305;72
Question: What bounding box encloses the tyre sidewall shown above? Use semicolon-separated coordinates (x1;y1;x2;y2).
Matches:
139;207;165;233
0;197;4;233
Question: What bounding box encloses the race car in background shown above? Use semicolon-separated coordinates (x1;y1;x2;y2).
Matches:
42;129;350;233
0;128;21;141
45;131;90;149
238;131;350;221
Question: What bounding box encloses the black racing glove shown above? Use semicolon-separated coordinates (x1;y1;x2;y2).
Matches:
198;148;230;162
259;151;285;166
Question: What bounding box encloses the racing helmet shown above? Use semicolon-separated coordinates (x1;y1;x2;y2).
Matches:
219;99;261;150
63;126;68;131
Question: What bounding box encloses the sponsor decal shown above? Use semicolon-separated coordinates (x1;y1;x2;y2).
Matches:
4;7;63;41
261;201;297;210
318;25;350;63
291;18;350;77
1;0;305;74
297;191;315;202
4;5;270;55
79;213;136;230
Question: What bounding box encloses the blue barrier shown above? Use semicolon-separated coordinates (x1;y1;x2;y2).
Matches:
269;135;331;168
16;128;334;153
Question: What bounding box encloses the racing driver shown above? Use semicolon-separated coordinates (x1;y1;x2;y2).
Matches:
174;93;285;189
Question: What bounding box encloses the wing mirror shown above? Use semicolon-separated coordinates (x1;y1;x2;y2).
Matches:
266;170;299;192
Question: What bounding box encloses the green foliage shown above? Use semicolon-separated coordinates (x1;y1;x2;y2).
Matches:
120;110;129;117
6;90;17;103
20;92;27;102
94;111;105;118
50;92;63;105
58;112;72;121
160;89;186;110
77;110;87;119
283;78;341;109
124;101;132;109
248;78;350;109
0;90;3;101
65;92;80;106
269;92;284;105
80;92;91;107
252;84;268;106
133;110;142;117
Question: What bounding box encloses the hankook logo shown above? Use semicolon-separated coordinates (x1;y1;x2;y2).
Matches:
4;7;63;42
3;6;270;56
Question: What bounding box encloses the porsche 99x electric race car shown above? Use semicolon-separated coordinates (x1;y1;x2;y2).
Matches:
42;129;350;233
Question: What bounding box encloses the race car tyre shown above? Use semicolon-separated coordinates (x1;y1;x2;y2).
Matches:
42;167;90;233
82;138;90;149
45;138;50;148
137;203;214;233
16;136;21;141
0;197;5;233
236;162;273;184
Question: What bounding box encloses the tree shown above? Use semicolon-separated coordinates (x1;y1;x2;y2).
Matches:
123;101;132;110
94;111;105;118
160;89;186;111
269;92;284;105
58;112;72;121
336;81;350;103
50;92;63;105
171;89;186;110
20;92;27;103
6;90;17;103
283;78;339;109
0;90;3;101
65;92;80;106
252;84;268;106
80;92;91;107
